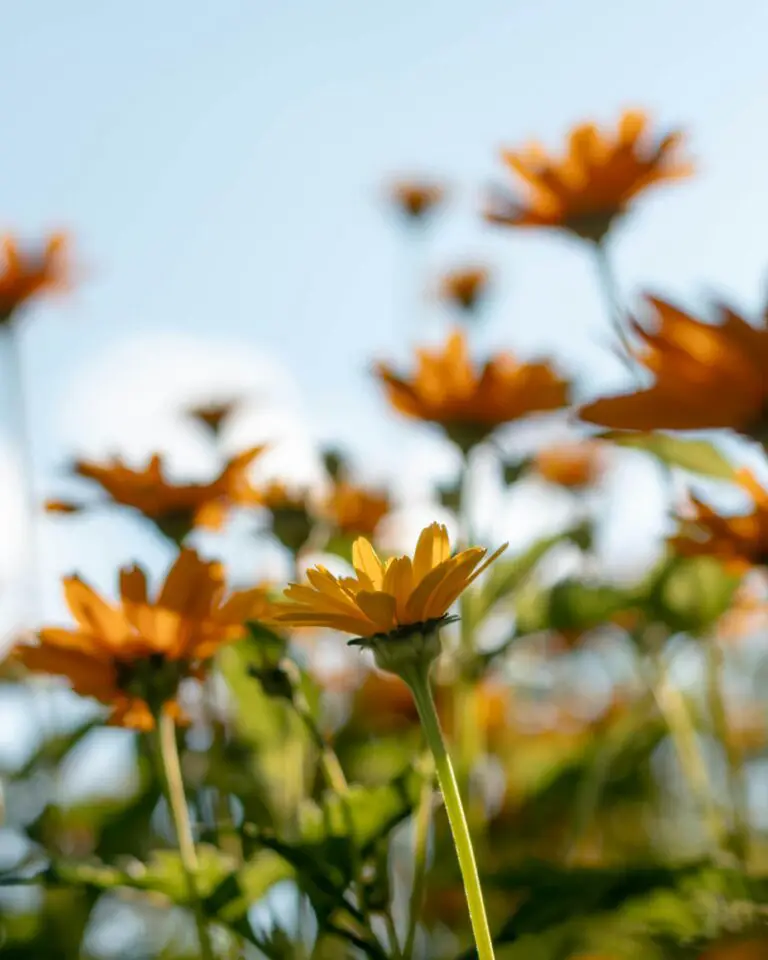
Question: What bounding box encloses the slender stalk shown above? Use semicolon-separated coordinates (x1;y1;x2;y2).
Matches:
155;711;216;960
591;240;635;373
403;756;434;960
406;672;495;960
383;907;403;960
647;651;726;857
705;640;750;864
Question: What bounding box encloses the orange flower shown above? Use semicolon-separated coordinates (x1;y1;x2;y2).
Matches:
486;110;692;242
670;470;768;572
533;442;604;489
375;328;570;452
55;447;264;542
324;481;390;537
389;179;446;222
12;549;270;730
186;399;240;436
438;266;490;312
244;480;315;554
579;296;768;436
0;233;70;321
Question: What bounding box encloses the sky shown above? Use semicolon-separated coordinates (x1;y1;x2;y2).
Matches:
3;0;768;631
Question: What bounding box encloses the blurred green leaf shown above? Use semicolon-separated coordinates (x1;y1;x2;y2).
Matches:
548;579;635;632
600;433;736;480
323;532;355;564
648;555;742;635
474;534;566;621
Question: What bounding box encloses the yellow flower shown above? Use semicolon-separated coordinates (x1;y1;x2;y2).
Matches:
272;522;506;640
670;470;768;572
486;110;692;242
438;266;491;313
579;295;768;436
323;481;390;537
375;328;570;453
389;179;447;222
12;549;270;730
0;232;70;321
52;447;265;542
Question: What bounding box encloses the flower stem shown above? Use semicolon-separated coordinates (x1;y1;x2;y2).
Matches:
403;753;435;960
156;711;216;960
406;671;495;960
705;640;750;864
592;240;635;373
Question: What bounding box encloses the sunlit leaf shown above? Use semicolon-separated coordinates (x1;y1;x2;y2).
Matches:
600;432;736;480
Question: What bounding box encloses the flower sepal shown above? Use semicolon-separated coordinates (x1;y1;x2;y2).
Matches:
348;614;458;684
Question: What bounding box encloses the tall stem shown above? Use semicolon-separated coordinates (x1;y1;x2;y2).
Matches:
647;651;726;857
705;640;750;864
403;753;434;960
156;711;216;960
592;240;635;373
406;671;495;960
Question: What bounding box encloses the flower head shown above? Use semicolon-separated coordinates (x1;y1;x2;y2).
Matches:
438;266;491;313
579;296;768;436
57;447;264;542
323;481;390;538
186;398;240;437
375;329;570;453
13;549;270;730
486;110;692;242
533;441;604;489
272;523;506;676
389;179;446;222
244;480;315;553
0;233;70;322
670;470;768;573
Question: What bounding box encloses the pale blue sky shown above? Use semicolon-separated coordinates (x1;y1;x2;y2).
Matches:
2;0;768;628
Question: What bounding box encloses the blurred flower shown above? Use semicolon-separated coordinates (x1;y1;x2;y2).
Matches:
186;398;240;437
323;481;390;537
0;232;70;322
438;266;491;313
375;329;570;453
245;480;315;554
45;499;83;514
53;447;265;543
670;470;768;572
272;522;506;643
12;549;270;730
698;939;768;960
389;179;446;222
486;110;692;242
533;441;604;489
717;579;768;643
580;296;768;435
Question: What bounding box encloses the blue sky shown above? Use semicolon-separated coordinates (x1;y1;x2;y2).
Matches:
2;0;768;631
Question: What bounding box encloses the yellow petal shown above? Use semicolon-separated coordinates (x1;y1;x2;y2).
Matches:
352;537;384;588
404;557;457;622
412;523;450;585
382;557;413;620
462;542;508;589
63;577;130;651
355;591;397;633
422;549;487;619
273;609;373;634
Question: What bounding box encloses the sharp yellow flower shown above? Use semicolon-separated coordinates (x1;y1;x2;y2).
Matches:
12;549;271;731
273;522;506;642
486;109;693;242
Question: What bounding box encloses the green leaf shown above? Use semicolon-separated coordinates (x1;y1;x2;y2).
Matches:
648;555;742;635
322;532;355;564
474;534;566;621
600;432;736;480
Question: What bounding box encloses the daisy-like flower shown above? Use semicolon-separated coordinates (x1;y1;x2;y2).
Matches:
52;447;264;543
0;233;70;322
375;328;570;453
323;481;390;538
186;398;240;437
272;522;506;674
579;296;768;437
13;549;270;730
438;266;491;313
670;470;768;572
486;110;692;242
389;179;447;223
533;441;604;490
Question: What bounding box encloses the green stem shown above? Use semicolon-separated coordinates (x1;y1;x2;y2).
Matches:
592;240;635;373
403;754;435;960
156;711;216;960
647;651;726;857
705;640;750;864
406;672;495;960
